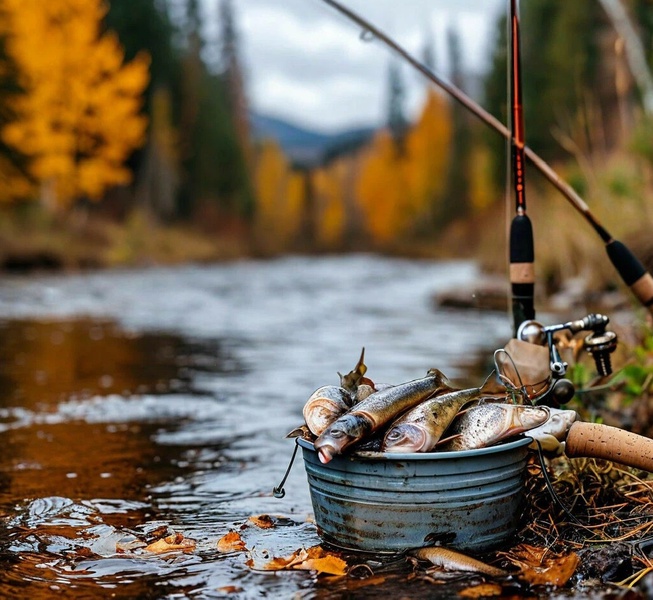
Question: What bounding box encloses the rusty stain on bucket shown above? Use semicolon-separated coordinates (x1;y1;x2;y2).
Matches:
298;436;531;553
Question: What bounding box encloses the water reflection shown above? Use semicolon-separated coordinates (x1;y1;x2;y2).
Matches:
0;319;240;407
0;318;240;599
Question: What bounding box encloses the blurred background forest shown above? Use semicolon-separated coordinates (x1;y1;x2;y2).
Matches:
0;0;652;300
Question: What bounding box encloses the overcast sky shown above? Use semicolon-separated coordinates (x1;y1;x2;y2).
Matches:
204;0;505;133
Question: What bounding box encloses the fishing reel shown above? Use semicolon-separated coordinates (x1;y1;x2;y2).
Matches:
516;313;618;407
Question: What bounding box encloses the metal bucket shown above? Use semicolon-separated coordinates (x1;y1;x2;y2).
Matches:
298;436;531;553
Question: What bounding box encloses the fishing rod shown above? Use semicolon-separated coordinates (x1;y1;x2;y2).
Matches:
320;0;653;317
509;0;535;334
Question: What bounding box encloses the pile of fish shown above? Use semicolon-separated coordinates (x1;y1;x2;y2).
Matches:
293;349;553;464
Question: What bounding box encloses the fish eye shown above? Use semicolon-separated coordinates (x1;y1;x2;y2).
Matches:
386;430;402;440
330;429;344;439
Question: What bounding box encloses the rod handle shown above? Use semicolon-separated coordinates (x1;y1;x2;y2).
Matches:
565;421;653;472
606;240;653;312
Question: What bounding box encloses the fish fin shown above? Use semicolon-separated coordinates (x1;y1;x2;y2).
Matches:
436;433;462;446
285;425;313;440
426;368;452;387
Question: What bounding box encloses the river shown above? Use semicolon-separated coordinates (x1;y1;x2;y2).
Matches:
0;255;528;598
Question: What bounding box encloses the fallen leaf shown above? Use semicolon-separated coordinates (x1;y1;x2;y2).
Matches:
217;531;247;553
246;548;306;571
503;544;579;587
459;583;503;597
246;545;347;575
295;555;347;576
248;514;275;529
145;532;196;554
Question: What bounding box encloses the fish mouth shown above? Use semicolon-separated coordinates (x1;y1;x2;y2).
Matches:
317;445;335;464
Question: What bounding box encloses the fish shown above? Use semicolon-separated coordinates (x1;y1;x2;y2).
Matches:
437;403;550;451
411;546;507;577
314;369;452;464
303;385;353;437
381;376;498;453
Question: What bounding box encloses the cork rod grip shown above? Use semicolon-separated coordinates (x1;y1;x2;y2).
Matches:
565;421;653;472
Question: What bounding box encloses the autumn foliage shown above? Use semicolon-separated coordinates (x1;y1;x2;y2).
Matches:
0;0;149;209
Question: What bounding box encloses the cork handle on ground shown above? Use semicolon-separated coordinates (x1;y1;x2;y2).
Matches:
565;421;653;472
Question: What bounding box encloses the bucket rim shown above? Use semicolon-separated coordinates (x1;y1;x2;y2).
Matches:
298;435;532;461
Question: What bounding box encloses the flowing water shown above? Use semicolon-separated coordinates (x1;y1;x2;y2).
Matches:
0;255;530;598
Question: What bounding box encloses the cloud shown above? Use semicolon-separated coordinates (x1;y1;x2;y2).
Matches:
227;0;504;132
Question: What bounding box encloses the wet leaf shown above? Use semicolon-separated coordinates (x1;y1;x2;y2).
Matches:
144;532;196;554
297;555;347;576
505;544;579;586
217;531;247;553
246;545;347;576
246;548;304;571
248;514;275;529
458;583;503;597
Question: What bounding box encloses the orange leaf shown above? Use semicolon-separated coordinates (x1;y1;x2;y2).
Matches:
248;514;275;529
246;548;307;571
520;553;579;587
145;532;196;554
217;531;247;553
503;544;579;587
246;545;348;575
293;555;348;576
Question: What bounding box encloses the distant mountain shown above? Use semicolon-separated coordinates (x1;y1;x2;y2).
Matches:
250;113;377;168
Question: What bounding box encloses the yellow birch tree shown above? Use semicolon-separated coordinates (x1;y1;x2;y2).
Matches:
0;0;150;210
253;138;304;250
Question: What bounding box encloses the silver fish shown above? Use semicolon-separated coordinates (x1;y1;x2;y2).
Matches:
303;385;352;437
437;403;550;451
314;369;452;464
381;380;497;453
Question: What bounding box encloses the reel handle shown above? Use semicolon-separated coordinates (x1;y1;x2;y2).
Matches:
565;421;653;472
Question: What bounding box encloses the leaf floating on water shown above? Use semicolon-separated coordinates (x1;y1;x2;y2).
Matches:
217;531;247;553
299;548;348;576
246;548;304;571
246;545;347;576
458;583;503;597
144;532;196;554
248;514;275;529
504;544;579;586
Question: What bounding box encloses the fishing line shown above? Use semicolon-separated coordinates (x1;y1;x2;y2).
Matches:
319;0;653;315
272;438;300;499
533;438;586;527
493;348;550;404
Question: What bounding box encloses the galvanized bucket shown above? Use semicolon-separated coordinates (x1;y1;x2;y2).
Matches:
298;436;531;553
